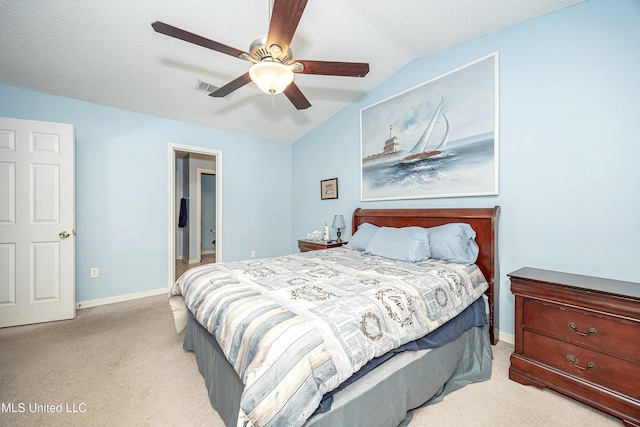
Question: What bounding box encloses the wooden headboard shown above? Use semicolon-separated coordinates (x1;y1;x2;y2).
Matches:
352;207;500;345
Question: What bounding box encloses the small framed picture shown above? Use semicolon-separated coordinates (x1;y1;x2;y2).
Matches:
320;178;338;200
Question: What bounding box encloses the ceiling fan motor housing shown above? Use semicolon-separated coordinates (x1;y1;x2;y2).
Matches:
249;35;292;63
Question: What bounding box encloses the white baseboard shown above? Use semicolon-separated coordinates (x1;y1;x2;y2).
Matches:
497;330;515;345
77;288;167;310
202;249;216;255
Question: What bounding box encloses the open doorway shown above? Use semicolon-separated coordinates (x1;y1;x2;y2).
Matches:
168;144;222;288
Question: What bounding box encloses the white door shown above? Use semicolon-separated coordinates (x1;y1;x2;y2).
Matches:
0;117;75;327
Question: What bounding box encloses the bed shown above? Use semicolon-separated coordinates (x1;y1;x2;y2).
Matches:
170;207;500;427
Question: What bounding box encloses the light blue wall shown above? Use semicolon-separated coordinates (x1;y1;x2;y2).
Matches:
0;84;292;302
291;0;640;336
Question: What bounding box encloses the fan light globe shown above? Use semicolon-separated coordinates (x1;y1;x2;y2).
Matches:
249;62;294;95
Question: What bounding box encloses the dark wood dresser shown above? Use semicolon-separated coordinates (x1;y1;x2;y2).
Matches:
509;267;640;426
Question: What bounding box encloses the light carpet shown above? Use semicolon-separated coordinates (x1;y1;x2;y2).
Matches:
0;295;622;426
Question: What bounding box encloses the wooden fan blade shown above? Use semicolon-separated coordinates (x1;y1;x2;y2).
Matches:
151;21;249;59
209;73;252;98
284;82;311;110
295;60;370;77
266;0;308;56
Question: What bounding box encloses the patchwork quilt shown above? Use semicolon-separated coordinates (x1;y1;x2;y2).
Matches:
171;247;488;427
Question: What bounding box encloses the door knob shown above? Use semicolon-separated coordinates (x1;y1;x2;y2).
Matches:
59;231;71;238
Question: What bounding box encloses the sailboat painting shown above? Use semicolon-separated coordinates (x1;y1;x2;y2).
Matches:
360;53;498;201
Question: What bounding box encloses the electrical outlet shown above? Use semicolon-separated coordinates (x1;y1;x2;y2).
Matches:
250;250;256;258
90;268;99;278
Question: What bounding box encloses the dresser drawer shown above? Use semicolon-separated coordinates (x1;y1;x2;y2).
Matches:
523;330;640;399
523;299;640;362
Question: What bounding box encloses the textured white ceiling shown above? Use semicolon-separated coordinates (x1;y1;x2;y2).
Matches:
0;0;584;144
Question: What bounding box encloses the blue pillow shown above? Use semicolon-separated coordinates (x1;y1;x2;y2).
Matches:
364;226;431;262
427;223;479;264
344;222;379;251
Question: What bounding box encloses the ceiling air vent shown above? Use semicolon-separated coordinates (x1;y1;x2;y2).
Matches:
195;80;233;99
195;80;216;93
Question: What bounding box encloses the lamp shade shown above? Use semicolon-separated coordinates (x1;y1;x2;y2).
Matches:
249;61;294;95
332;215;345;229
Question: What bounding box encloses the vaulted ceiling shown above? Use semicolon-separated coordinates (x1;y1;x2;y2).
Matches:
0;0;583;144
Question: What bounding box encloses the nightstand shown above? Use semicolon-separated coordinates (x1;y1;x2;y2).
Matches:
297;239;346;252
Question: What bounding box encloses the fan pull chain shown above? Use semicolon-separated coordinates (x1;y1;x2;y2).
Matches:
271;93;276;107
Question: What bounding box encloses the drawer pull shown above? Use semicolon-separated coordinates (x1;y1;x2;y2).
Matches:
568;322;597;337
566;354;596;371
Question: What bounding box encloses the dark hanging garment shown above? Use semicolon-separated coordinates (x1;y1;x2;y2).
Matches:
178;198;188;227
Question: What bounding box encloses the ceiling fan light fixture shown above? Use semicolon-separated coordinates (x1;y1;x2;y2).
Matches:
249;61;294;95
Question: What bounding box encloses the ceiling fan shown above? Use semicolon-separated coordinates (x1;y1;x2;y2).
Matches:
151;0;369;110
